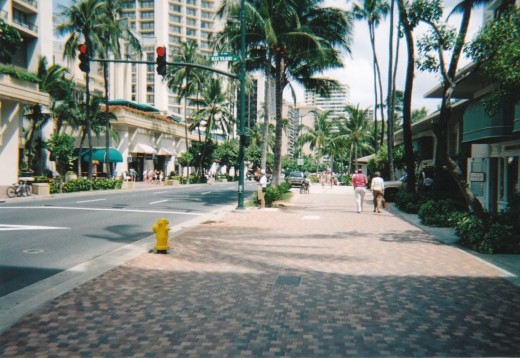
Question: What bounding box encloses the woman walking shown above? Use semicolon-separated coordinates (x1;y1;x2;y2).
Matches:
352;169;368;213
370;171;385;213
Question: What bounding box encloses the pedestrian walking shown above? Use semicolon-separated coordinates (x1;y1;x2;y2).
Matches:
352;169;368;213
257;169;267;209
370;171;385;213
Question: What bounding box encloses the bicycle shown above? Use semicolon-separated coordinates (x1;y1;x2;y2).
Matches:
6;180;32;198
299;181;310;194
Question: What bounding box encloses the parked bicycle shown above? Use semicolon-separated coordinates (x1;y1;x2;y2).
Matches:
6;180;32;198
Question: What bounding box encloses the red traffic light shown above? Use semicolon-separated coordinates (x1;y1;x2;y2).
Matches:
78;44;87;54
156;46;166;57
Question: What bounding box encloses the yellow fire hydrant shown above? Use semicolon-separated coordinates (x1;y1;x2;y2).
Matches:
152;218;171;253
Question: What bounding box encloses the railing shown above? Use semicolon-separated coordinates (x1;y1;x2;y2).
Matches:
18;0;38;8
13;18;38;33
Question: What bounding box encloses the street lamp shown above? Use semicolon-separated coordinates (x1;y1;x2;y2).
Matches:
237;0;246;209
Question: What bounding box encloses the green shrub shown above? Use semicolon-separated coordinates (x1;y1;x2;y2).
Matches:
454;212;520;254
418;199;467;227
394;191;428;214
33;176;48;183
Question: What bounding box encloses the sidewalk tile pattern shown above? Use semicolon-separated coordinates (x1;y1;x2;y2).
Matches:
1;186;519;357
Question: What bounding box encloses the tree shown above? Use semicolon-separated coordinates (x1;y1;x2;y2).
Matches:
190;77;234;176
299;110;336;174
23;57;69;175
336;104;373;172
213;139;240;176
217;0;353;186
415;0;498;216
467;5;520;111
396;0;420;193
98;0;142;176
166;41;207;183
57;0;108;180
0;19;23;63
45;133;76;177
352;0;389;149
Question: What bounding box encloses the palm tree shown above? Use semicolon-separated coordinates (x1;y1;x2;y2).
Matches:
190;77;234;177
166;41;207;183
217;0;353;186
57;0;108;180
23;57;69;175
336;105;373;172
298;110;336;174
98;0;142;176
75;96;118;177
353;0;389;149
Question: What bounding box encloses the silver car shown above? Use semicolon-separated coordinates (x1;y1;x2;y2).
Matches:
287;171;305;186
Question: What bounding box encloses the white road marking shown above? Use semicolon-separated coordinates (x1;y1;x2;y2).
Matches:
0;206;204;216
149;200;168;205
76;198;106;204
200;191;211;195
0;224;69;231
153;191;169;194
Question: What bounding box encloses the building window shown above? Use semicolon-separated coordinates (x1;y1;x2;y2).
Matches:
169;4;181;13
141;11;154;19
201;21;211;29
147;94;155;104
201;11;212;19
186;29;197;37
201;1;213;9
169;25;181;33
169;15;181;23
169;36;182;44
132;74;136;83
147;64;155;72
122;2;136;9
187;18;197;27
186;8;197;16
147;74;154;82
141;22;154;30
124;13;136;20
186;0;197;5
140;1;154;9
147;85;154;93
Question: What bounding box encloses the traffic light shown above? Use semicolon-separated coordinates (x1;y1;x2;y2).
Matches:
78;44;90;73
156;46;167;77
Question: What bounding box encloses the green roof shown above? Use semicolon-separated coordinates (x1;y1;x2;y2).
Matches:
109;99;160;113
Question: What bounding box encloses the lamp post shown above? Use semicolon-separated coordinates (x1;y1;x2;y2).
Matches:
237;0;246;209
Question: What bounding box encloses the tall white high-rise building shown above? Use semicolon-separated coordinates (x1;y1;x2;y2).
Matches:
0;0;53;188
305;84;349;119
119;0;218;116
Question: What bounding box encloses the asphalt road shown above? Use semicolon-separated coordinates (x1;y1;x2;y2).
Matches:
0;182;256;297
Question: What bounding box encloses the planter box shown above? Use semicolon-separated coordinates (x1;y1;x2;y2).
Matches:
122;181;134;189
65;174;77;182
164;179;180;186
32;183;50;196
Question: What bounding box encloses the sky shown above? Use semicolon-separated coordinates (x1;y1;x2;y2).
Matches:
53;0;485;115
321;0;485;114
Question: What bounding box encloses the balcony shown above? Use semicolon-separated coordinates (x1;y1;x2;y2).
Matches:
13;0;38;13
0;71;49;106
12;18;38;36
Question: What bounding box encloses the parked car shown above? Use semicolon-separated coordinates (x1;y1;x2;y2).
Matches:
384;174;407;201
287;171;305;186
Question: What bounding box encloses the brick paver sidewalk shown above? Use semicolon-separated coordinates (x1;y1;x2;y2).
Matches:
1;186;519;357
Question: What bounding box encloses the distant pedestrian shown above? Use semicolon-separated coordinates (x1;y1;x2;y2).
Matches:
321;171;327;188
352;169;368;213
370;171;385;213
258;169;267;209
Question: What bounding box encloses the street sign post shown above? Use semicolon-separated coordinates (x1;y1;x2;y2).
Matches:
210;54;238;62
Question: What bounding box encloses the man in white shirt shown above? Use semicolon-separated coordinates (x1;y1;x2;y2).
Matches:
258;169;267;209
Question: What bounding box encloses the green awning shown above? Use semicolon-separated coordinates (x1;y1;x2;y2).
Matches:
463;100;514;143
80;148;123;163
